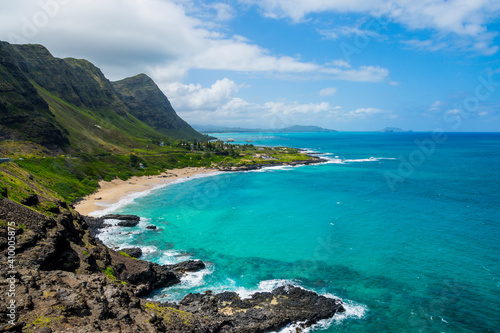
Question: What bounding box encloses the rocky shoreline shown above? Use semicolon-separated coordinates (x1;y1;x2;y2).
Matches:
217;155;327;172
0;196;345;332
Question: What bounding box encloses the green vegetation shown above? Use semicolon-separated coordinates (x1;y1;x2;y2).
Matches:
32;316;51;327
119;251;132;258
103;267;116;280
1;140;313;205
29;315;64;331
145;302;195;326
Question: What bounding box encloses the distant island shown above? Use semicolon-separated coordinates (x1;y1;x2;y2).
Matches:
381;127;412;133
194;124;337;134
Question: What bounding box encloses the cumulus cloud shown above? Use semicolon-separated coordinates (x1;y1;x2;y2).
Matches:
242;0;500;54
167;80;389;128
0;0;390;83
161;78;239;111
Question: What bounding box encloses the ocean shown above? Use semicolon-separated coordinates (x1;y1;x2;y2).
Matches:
95;132;500;332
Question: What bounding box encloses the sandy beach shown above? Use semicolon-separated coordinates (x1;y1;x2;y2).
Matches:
74;167;219;216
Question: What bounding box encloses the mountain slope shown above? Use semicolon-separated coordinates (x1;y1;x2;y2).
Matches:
112;74;204;139
9;43;130;116
0;41;69;147
0;41;206;153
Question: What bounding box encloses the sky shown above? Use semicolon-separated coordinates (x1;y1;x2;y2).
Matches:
1;0;500;131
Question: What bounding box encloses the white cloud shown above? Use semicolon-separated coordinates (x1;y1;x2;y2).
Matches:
263;101;331;115
319;25;386;41
0;0;391;83
322;65;389;82
328;59;351;68
168;79;390;127
319;87;337;96
242;0;500;54
344;107;386;118
161;78;239;111
429;100;444;112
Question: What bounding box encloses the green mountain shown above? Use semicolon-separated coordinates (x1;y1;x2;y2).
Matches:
113;74;202;139
0;41;206;154
0;42;69;147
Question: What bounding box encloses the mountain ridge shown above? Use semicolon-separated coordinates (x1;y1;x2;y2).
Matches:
0;41;206;154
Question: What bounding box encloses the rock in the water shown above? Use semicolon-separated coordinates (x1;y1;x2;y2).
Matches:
169;259;206;274
145;225;157;230
121;247;142;258
102;214;140;221
117;220;140;227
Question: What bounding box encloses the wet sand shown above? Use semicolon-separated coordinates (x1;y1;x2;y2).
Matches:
74;167;219;216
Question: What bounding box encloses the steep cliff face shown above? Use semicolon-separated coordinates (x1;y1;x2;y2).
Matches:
0;42;69;148
0;41;206;152
113;74;205;139
9;44;130;117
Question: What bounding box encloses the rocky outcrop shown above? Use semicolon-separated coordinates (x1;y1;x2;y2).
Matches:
101;214;140;222
120;247;142;258
179;285;345;332
0;198;345;332
218;155;327;172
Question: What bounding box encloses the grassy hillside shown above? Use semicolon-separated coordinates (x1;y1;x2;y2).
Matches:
35;83;163;155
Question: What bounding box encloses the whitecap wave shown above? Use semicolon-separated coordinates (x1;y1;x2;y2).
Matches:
321;156;396;164
150;265;215;302
229;279;368;332
274;294;368;333
252;165;297;173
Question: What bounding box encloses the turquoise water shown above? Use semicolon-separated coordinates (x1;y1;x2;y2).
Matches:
98;132;500;332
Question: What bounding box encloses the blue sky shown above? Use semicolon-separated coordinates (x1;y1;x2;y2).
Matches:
1;0;500;131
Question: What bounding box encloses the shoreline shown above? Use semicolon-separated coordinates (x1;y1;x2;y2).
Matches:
74;167;219;216
74;156;325;217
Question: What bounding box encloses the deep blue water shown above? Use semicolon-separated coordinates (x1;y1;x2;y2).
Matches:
98;132;500;332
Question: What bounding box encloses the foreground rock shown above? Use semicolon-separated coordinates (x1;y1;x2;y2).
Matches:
0;198;345;332
179;285;345;332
